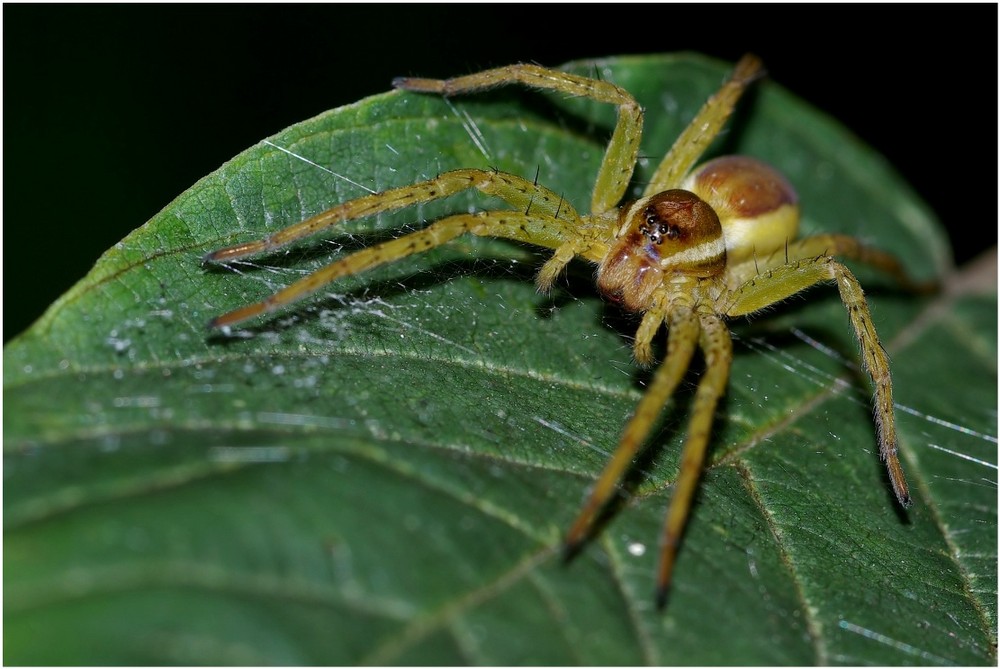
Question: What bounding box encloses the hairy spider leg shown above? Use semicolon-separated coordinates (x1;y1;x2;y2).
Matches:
563;307;698;557
563;306;734;608
206;168;578;263
211;209;597;329
723;255;911;506
395;63;643;216
644;54;766;195
205;169;598;328
656;314;732;607
727;232;936;293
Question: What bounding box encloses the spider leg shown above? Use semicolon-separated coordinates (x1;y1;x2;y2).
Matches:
209;210;571;329
644;54;765;195
395;64;643;216
723;257;911;507
655;314;732;607
205;168;580;263
564;308;699;559
728;233;935;292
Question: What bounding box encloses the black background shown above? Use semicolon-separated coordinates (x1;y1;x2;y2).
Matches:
5;5;996;341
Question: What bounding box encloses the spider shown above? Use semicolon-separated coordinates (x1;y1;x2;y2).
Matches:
205;54;918;607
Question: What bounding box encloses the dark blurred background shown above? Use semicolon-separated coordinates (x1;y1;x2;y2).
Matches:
5;5;995;342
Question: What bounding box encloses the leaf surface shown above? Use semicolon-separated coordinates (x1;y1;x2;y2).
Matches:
5;54;996;665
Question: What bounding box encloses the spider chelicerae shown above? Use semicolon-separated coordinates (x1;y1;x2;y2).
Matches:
205;54;918;607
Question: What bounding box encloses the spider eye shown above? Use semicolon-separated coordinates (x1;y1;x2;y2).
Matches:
660;222;679;241
639;208;679;245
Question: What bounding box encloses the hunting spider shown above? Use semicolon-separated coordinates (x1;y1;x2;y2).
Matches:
205;54;917;607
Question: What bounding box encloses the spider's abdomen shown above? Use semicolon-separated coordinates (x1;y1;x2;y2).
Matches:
682;156;800;264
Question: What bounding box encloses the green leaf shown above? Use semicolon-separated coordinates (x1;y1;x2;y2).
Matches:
5;53;996;665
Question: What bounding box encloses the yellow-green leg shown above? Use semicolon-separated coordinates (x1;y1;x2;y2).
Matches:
723;257;910;506
728;233;933;292
395;64;643;215
210;210;573;329
655;314;732;607
205;168;580;263
564;308;700;559
644;54;765;195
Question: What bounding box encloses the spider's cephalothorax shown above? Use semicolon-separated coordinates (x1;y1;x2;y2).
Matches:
597;189;725;311
205;55;918;608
